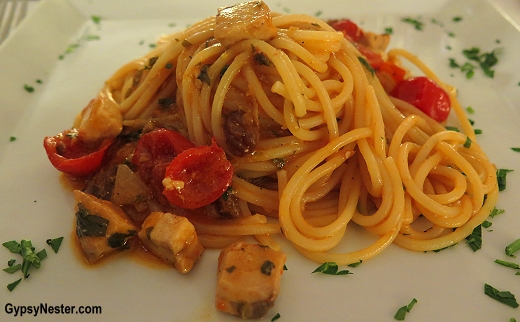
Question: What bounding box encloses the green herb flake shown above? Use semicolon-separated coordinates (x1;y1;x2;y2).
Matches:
86;35;100;41
181;39;192;48
358;57;375;75
401;17;424;30
506;238;520;257
3;264;21;274
463;136;472;148
445;126;459;132
271;312;281;322
474;129;482;135
496;168;513;192
23;84;35;93
511;147;520;152
384;27;393;34
452;16;463;22
489;207;505;218
466;106;475;114
46;237;64;254
312;262;352;275
314;10;322;17
348;260;362;267
165;62;173;69
91;15;102;24
494;259;520;269
197;64;211;86
2;241;21;254
484;283;519;308
394;298;418;320
261;260;275;276
482;220;492;229
9;136;16;142
465;225;482;252
7;278;22;292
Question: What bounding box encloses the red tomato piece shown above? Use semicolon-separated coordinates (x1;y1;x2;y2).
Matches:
43;129;112;177
376;61;407;93
329;19;363;42
132;128;195;183
163;138;233;209
391;76;451;122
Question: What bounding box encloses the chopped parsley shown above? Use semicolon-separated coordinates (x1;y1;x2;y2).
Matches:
496;168;513;192
9;136;16;142
506;238;520;257
197;64;211;86
271;313;281;322
358;57;375;75
46;237;64;254
484;283;519;308
312;262;352;275
348;260;362;267
450;47;502;78
489;207;505;218
91;15;102;24
466;106;475;114
511;148;520;152
23;84;34;93
452;16;463;22
494;259;520;269
463;136;472;148
465;225;482;252
401;17;424;30
384;27;393;34
394;298;418;320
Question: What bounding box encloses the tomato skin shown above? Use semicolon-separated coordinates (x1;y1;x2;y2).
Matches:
132;128;195;183
43;129;112;177
329;19;363;42
163;138;233;209
391;76;451;122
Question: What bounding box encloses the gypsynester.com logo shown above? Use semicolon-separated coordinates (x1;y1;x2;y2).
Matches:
4;302;102;317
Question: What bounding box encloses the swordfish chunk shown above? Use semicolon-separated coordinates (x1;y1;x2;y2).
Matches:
216;241;286;319
138;211;203;273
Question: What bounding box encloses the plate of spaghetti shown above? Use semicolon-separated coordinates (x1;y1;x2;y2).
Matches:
1;0;520;321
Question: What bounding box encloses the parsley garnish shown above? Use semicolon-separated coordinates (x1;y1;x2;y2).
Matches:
465;225;482;252
358;57;375;75
496;168;513;191
91;15;102;24
271;312;281;321
463;136;472;148
484;283;519;308
348;260;362;267
401;17;424;30
494;259;520;269
9;136;16;142
46;237;64;254
312;262;352;275
197;64;211;86
489;207;505;218
452;16;463;22
506;238;520;257
394;298;418;320
384;27;393;34
511;147;520;152
23;84;34;93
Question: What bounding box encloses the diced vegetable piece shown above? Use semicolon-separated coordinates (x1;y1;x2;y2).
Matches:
138;212;203;273
216;241;286;319
73;190;137;263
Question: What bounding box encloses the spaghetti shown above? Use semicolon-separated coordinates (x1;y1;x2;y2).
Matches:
46;1;497;267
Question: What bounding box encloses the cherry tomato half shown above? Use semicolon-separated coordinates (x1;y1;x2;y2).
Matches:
391;76;451;122
329;19;363;42
43;129;112;177
132;128;195;183
162;138;233;209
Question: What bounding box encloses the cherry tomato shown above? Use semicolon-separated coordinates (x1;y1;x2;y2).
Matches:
43;129;112;177
391;76;451;122
329;19;363;42
132;128;195;183
376;61;407;93
162;138;233;209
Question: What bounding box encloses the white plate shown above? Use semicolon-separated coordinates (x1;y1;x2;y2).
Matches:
1;0;520;321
